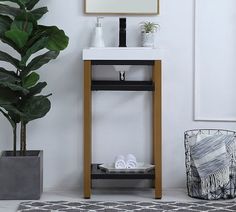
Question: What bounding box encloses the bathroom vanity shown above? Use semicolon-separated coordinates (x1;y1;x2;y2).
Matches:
82;47;162;199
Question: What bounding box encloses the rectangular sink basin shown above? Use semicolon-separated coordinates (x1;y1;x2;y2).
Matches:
83;47;162;60
89;47;154;50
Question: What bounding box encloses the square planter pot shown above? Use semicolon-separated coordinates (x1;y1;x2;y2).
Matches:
0;150;43;200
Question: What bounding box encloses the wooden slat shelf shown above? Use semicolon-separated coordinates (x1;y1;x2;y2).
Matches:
92;80;154;91
91;164;155;180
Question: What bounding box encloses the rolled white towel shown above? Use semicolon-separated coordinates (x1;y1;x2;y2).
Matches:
126;154;137;169
114;155;126;169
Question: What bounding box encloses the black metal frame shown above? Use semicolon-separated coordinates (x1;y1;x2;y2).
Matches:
91;60;154;91
90;60;155;182
91;164;155;180
92;80;154;91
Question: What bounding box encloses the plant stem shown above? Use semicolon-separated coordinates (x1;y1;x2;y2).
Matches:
20;121;26;156
13;125;17;156
20;122;23;155
23;123;26;155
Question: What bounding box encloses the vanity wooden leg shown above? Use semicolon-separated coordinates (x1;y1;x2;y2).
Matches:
153;60;162;199
84;60;92;199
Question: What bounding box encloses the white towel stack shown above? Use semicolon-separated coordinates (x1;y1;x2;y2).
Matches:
114;154;137;169
114;155;126;169
126;154;137;169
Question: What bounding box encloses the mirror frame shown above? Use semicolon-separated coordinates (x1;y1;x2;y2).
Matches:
84;0;160;15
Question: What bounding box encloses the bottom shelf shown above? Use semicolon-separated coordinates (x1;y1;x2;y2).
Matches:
91;164;155;180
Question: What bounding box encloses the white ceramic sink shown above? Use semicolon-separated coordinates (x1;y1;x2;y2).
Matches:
89;47;153;50
83;47;162;60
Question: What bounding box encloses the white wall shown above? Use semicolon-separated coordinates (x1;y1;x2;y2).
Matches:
1;0;236;191
195;0;236;121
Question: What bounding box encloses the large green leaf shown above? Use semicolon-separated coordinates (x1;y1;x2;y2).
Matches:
0;15;11;35
0;103;24;127
5;29;29;48
0;67;18;77
0;35;21;53
11;20;33;35
46;26;69;51
0;0;25;7
5;18;33;48
0;67;19;82
21;36;48;65
15;11;36;27
0;0;18;3
28;81;46;96
0;81;29;94
0;67;27;95
0;4;20;17
20;95;51;122
31;7;48;20
0;0;31;8
25;24;69;52
0;86;18;104
18;0;30;5
0;50;19;68
38;26;69;51
27;50;59;71
26;0;40;10
1;104;24;117
23;28;48;53
22;72;39;88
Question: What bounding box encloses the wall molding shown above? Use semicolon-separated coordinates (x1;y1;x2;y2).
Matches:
194;0;236;122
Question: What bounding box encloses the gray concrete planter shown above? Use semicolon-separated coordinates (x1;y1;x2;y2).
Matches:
0;150;43;200
141;32;155;47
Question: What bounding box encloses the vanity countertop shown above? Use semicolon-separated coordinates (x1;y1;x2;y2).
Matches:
82;47;162;61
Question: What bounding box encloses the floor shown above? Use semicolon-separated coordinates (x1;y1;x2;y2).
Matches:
0;188;193;212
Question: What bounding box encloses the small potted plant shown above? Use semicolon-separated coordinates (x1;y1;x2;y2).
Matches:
0;0;69;199
140;21;159;47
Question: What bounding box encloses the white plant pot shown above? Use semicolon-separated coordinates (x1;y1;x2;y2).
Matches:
141;32;155;47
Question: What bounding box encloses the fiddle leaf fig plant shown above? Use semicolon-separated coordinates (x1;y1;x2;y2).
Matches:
0;0;69;156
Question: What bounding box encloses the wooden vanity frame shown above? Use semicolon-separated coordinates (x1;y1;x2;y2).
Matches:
83;60;162;199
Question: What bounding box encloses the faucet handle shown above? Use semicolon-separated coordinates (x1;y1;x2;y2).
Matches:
119;18;126;29
119;18;127;47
